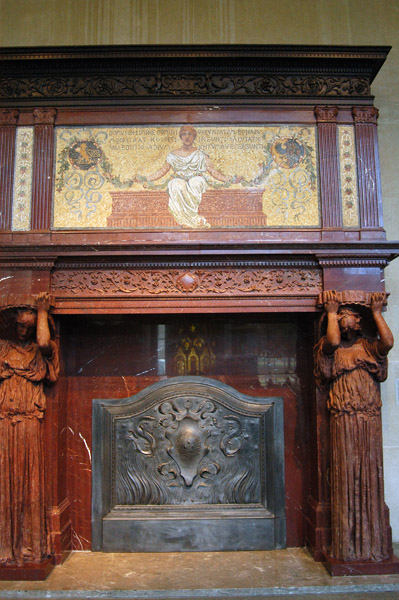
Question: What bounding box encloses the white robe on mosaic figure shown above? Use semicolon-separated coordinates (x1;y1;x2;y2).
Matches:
166;150;210;228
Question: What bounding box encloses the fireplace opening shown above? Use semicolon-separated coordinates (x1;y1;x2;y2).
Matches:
60;313;315;551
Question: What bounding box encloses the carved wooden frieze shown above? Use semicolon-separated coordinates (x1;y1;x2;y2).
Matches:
0;75;371;102
52;266;322;297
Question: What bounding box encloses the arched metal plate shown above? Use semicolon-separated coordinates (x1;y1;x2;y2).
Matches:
92;377;285;552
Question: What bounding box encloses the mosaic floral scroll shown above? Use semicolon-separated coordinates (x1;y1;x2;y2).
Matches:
12;127;34;231
338;125;360;228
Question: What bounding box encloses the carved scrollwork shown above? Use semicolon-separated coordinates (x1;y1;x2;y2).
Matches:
127;417;156;457
52;268;322;297
220;416;245;456
0;75;371;100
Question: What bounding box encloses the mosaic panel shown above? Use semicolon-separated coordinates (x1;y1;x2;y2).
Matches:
12;127;34;231
53;125;319;229
338;125;360;228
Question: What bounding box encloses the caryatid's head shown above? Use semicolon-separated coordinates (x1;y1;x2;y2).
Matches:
337;306;362;339
16;309;37;343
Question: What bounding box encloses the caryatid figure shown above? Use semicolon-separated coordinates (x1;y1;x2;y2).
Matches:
0;292;59;564
314;291;393;562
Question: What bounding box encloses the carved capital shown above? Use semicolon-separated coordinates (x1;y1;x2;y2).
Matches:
0;292;55;310
33;107;57;125
0;109;18;125
352;106;379;124
314;106;339;122
317;289;387;308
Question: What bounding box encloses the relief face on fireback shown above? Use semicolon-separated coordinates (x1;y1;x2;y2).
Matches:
114;394;260;506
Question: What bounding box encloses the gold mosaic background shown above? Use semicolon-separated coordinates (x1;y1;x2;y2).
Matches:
53;125;319;229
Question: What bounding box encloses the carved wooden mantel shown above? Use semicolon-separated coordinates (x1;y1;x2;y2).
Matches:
0;244;396;314
1;45;399;579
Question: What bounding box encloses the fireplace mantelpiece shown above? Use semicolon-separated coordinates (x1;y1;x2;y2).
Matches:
0;45;398;578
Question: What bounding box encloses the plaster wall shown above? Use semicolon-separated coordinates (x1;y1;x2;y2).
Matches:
1;0;399;541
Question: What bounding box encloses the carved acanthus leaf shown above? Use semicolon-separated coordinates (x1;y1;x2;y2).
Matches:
32;107;57;125
0;109;18;125
352;106;379;123
314;106;339;122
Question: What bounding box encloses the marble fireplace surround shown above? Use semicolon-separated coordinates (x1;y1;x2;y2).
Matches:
1;45;399;579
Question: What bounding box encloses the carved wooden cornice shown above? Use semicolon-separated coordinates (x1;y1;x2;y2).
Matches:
53;260;319;269
317;258;388;268
0;45;390;106
1;241;399;263
0;256;57;269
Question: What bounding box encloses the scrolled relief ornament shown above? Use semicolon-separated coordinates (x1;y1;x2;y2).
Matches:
0;74;371;101
52;267;322;297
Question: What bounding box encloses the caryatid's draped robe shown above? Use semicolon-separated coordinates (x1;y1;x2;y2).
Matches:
0;337;59;563
314;336;389;561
